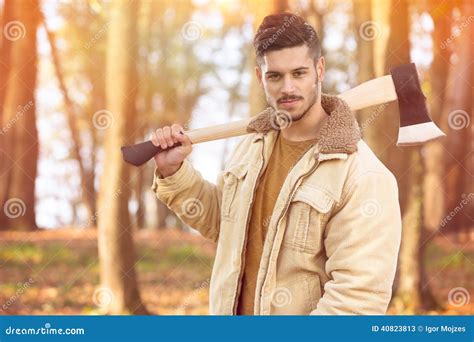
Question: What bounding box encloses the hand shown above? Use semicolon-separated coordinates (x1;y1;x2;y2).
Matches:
151;124;192;178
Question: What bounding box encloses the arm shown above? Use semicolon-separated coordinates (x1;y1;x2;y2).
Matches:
151;159;224;243
311;170;402;315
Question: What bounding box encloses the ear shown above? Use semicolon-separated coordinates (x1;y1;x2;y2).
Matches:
317;56;325;83
255;66;264;88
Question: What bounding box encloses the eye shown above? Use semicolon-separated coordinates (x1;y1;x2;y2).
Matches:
267;74;280;80
293;71;306;77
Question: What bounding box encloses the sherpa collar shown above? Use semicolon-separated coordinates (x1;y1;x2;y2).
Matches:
318;93;361;154
250;93;361;155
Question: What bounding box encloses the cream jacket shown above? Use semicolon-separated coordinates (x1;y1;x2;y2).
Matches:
152;94;402;315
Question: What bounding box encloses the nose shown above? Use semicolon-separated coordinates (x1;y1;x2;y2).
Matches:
281;75;296;94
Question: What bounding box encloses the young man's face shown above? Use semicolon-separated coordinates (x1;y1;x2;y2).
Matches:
256;44;325;121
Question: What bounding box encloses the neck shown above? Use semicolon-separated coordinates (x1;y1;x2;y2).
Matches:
280;98;328;142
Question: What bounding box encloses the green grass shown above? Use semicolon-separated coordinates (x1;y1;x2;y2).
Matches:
424;242;474;273
1;242;212;275
0;237;214;314
0;242;102;281
136;245;213;275
0;243;75;266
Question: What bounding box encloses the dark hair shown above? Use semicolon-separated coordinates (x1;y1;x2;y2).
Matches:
254;13;321;65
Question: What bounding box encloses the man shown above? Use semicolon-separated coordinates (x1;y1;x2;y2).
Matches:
151;13;401;315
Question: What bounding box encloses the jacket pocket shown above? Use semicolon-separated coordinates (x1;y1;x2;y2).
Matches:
283;185;334;253
221;163;248;222
269;275;321;315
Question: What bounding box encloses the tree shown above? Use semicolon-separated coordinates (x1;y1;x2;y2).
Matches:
0;0;14;225
423;1;454;234
0;0;40;231
353;0;378;147
53;1;109;227
439;0;473;240
133;0;227;230
43;15;97;225
97;0;148;314
388;0;437;313
0;0;13;116
247;0;285;116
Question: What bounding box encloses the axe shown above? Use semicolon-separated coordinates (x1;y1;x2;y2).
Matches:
121;63;445;166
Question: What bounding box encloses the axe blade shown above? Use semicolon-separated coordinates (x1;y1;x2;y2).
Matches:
390;63;446;146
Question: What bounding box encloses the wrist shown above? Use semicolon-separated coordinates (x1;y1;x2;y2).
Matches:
159;163;182;178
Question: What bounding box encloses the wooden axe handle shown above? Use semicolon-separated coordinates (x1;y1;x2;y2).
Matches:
187;76;399;142
121;75;399;166
338;75;397;110
121;118;253;166
186;117;253;144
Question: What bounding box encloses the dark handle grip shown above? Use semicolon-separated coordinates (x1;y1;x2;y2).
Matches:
121;140;182;167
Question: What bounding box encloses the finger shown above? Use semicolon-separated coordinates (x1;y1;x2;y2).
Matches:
155;128;167;149
163;126;174;147
150;131;159;147
175;131;192;146
171;124;183;144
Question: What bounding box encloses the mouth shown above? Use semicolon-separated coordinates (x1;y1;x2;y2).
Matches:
278;98;302;108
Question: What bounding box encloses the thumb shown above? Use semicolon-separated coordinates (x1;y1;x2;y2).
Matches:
175;131;192;146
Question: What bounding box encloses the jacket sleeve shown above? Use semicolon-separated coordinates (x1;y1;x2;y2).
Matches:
311;170;402;315
151;159;224;243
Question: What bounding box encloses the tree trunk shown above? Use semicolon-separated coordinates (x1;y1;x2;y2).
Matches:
97;0;148;314
132;121;146;230
248;0;283;116
387;0;437;312
0;0;40;231
393;148;423;313
43;18;97;225
353;0;378;148
84;30;107;228
466;80;474;242
380;2;411;177
0;0;14;228
0;0;13;115
423;1;453;233
440;0;473;236
156;201;170;230
273;0;288;13
134;167;146;229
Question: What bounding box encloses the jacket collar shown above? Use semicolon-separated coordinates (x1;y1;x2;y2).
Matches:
252;93;361;156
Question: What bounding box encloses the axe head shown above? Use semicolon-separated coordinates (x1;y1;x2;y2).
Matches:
390;63;445;146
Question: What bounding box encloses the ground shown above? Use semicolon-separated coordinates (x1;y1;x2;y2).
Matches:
0;228;472;315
